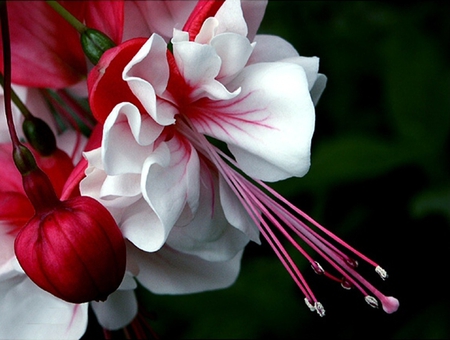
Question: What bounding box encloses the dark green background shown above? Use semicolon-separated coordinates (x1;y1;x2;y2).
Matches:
86;2;450;339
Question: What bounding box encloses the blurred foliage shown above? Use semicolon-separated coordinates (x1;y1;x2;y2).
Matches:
108;2;450;339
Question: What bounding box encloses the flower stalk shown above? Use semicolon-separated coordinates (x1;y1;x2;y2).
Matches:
45;0;87;34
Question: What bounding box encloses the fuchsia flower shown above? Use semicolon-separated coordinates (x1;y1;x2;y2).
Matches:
84;0;398;315
0;1;399;339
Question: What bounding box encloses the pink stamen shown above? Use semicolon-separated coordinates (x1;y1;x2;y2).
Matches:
177;117;398;315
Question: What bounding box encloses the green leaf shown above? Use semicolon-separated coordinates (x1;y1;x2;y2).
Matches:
411;185;450;221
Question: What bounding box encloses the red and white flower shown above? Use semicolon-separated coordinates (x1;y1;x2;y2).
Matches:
82;0;325;295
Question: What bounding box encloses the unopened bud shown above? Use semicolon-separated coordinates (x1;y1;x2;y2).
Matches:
14;196;126;303
22;117;57;156
81;28;116;65
13;144;38;175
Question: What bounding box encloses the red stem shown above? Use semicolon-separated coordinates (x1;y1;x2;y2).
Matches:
0;1;20;147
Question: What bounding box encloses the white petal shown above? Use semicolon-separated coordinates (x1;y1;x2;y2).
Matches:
167;164;250;261
102;102;162;175
281;56;320;91
194;17;219;44
121;198;166;252
91;289;137;331
101;173;141;200
0;274;88;339
118;272;138;291
248;34;299;64
215;0;248;37
141;136;200;245
219;174;260;243
130;244;244;294
173;40;238;100
123;34;176;126
193;62;315;182
81;149;141;221
211;32;254;82
249;35;323;93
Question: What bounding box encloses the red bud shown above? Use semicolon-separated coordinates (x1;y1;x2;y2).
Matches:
14;196;126;304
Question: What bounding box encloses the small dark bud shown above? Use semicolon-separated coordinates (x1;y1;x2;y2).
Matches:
22;117;57;156
13;144;38;175
81;28;116;65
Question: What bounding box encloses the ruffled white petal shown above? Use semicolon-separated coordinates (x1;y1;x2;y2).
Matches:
81;149;141;221
120;198;165;252
141;136;200;246
102;102;163;175
123;34;176;126
167;163;250;261
172;38;239;101
210;32;254;83
129;243;244;294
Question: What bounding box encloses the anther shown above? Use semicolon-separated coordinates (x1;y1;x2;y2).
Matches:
340;278;353;290
375;266;388;280
304;298;316;312
311;261;324;275
365;295;379;309
315;302;325;317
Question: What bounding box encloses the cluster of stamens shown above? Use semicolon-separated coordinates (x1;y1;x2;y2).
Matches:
178;117;399;317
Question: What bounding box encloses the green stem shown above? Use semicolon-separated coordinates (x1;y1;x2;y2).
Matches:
0;72;33;120
46;1;87;34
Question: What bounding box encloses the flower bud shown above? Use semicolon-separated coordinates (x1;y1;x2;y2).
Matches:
13;144;38;175
81;28;116;65
22;116;57;156
14;196;126;304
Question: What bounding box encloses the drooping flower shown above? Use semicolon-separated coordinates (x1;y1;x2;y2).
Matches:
82;0;398;315
83;0;305;290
